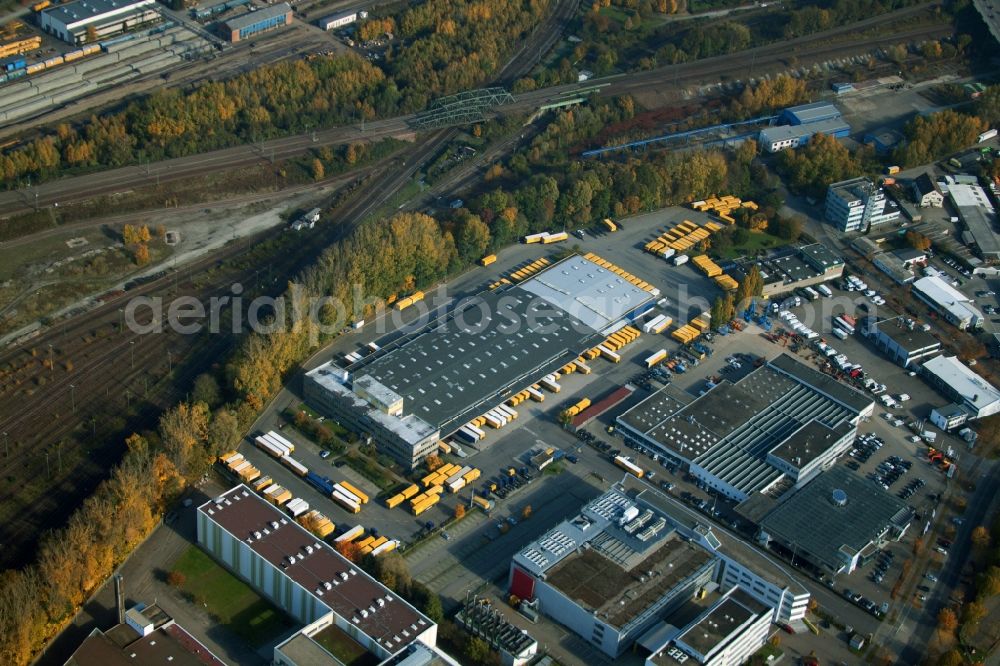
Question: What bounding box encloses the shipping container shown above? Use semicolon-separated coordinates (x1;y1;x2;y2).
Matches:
601;218;617;232
332;488;361;513
385;494;405;509
539;376;561;393
267;430;295;453
372;539;399;555
673;254;689;266
338;480;369;504
335;524;364;542
411;493;440;515
479;254;497;266
598;345;621;363
255;435;285;458
472;495;493;511
978;129;997;143
542;231;568;244
645;349;668;368
305;472;336;496
614;455;644;478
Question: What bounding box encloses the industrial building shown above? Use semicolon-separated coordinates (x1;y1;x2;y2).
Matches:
223;3;292;42
198;486;439;664
950;183;1000;262
39;0;159;44
758;102;850;153
825;177;900;232
732;243;844;298
317;10;361;30
508;481;810;658
304;254;657;468
757;466;912;575
872;251;915;284
866;316;941;367
645;587;771;666
63;602;227;666
616;354;873;502
911;275;984;330
921;355;1000;421
911;174;944;208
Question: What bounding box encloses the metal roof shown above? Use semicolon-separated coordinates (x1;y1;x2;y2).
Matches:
759;117;850;143
781;101;842;124
912;276;984;324
225;2;291;30
922;355;1000;415
44;0;153;25
759;467;911;572
354;255;654;432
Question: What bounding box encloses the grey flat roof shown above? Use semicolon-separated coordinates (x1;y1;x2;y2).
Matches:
768;354;873;414
760;118;849;143
799;243;843;271
356;256;653;432
518;254;655;331
759;467;910;571
619;355;868;497
959;206;1000;258
44;0;152;24
225;2;290;30
784;101;841;124
875;319;940;354
769;420;851;469
675;590;767;657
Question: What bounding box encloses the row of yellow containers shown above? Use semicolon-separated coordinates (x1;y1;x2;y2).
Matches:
488;277;512;290
421;462;463;488
560;397;591;420
411;493;440;515
218;451;261;483
603;325;641;352
358;535;391;555
297;509;335;538
692;195;741;212
583;253;657;293
714;275;739;291
385;483;421;509
0;36;40;59
692;255;723;278
510;257;551;282
394;290;425;311
672;325;701;344
668;227;710;253
508;384;547;407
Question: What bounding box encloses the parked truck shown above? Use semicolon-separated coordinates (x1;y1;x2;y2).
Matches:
614;455;644;478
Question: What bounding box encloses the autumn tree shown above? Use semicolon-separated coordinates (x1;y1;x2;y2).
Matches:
906;231;932;251
894;110;987;167
937;608;958;633
372;551;412;593
772;215;803;241
735;264;763;311
779;132;863;198
454;504;466;519
311;158;325;181
455;214;491;264
425;454;443;472
522;504;532;519
133;244;150;266
972;525;991;549
167;571;186;587
964;600;987;624
335;540;363;562
464;637;493;665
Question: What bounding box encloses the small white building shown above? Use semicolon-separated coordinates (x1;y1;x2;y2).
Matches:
318;10;358;30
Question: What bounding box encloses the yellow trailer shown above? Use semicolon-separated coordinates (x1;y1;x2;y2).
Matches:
339;481;369;504
479;254;497;266
401;484;420;499
386;494;405;509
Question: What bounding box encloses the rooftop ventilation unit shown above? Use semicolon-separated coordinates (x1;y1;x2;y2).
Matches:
832;488;848;507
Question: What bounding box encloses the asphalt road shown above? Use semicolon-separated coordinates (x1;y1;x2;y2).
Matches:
0;4;949;216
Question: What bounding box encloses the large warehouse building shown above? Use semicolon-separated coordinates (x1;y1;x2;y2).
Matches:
757;466;912;575
39;0;159;44
305;254;657;468
508;481;810;658
198;486;442;665
616;354;874;502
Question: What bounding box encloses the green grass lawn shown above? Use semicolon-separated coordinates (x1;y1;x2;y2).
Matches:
313;625;380;666
171;546;295;648
713;230;785;260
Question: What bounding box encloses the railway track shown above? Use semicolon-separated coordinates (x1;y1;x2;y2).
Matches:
0;3;950;216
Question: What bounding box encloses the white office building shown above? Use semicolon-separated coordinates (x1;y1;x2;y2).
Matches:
825;177;900;232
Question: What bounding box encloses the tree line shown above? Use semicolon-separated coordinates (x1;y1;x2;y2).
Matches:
0;0;549;188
